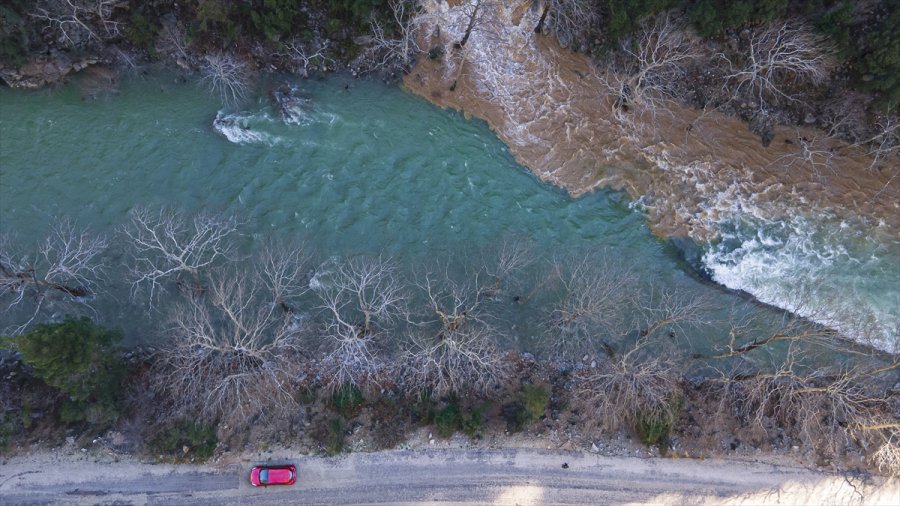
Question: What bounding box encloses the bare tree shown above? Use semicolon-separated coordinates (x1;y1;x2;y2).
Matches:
402;261;510;397
361;0;425;73
480;237;534;300
155;20;192;68
577;335;683;433
852;115;900;172
260;239;313;314
30;0;122;48
704;345;898;459
200;53;252;107
282;39;335;77
632;285;710;343
594;14;699;129
455;0;485;49
872;424;900;477
403;325;509;398
152;263;308;425
534;0;599;50
697;297;854;361
721;22;833;109
541;254;636;358
821;92;871;143
121;207;240;308
0;220;107;334
315;255;406;392
769;131;836;177
696;298;899;469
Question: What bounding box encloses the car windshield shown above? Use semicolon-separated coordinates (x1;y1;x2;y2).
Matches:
259;469;269;483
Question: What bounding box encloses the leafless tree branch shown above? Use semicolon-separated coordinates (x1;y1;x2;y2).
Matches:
360;0;425;73
535;0;599;51
402;259;511;397
200;53;252;107
121;207;240;309
594;14;699;133
541;254;636;358
720;22;833;109
577;335;683;433
151;267;306;424
30;0;122;48
1;220;107;334
314;255;406;392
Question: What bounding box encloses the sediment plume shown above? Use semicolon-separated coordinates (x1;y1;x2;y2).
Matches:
403;0;899;241
403;0;899;351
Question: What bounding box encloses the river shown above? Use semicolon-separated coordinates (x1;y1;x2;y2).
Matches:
0;70;895;355
404;0;899;353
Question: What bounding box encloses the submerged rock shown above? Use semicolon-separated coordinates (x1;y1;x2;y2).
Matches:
271;84;312;124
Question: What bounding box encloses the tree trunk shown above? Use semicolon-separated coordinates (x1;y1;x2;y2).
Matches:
535;4;550;34
455;1;481;49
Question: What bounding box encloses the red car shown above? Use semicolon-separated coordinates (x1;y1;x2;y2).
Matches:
249;464;297;487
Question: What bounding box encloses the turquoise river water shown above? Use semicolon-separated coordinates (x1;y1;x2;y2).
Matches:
0;72;895;355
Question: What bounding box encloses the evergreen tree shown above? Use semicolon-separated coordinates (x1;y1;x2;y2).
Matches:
5;317;124;426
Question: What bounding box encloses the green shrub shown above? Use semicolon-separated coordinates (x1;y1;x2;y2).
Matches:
125;13;158;52
0;414;16;453
503;384;550;432
326;17;343;36
520;384;550;423
150;422;218;461
636;410;673;445
460;402;490;439
326;0;386;29
330;383;365;418
810;1;853;59
0;2;28;67
635;398;681;446
685;0;719;38
684;0;788;37
6;316;124;427
434;402;461;438
326;418;345;455
603;0;677;44
249;0;300;41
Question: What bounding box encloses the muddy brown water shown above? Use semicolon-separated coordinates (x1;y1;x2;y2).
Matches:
403;0;899;350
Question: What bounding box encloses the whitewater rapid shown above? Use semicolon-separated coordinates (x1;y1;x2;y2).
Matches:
404;0;900;352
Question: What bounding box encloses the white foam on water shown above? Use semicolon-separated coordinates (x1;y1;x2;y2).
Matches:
635;151;900;351
308;256;342;292
702;214;900;353
213;111;283;146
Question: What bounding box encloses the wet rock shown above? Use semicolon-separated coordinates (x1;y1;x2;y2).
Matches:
0;55;102;89
271;84;312;123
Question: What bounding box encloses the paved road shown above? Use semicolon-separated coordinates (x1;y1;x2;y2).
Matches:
1;449;896;505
